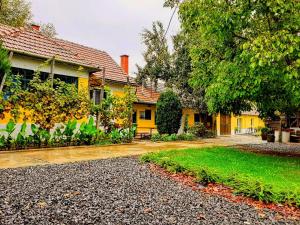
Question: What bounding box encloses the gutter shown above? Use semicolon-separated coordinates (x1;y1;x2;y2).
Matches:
7;49;101;73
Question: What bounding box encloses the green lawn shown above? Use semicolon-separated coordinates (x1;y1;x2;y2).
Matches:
141;147;300;206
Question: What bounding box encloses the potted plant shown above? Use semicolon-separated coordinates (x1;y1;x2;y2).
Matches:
261;127;269;140
267;130;275;143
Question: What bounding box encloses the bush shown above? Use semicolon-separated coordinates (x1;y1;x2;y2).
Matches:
151;133;196;142
188;123;206;137
156;90;182;135
203;130;216;138
151;133;162;142
0;117;136;151
177;133;197;141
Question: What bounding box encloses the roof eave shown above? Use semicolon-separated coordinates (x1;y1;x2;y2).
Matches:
8;49;101;72
135;100;157;105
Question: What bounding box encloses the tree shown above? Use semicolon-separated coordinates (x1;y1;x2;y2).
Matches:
136;21;172;87
114;85;138;141
156;90;182;134
0;0;32;27
40;23;57;38
171;32;206;112
179;0;300;118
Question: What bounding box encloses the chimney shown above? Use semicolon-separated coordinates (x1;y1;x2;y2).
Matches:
120;55;129;75
31;23;40;31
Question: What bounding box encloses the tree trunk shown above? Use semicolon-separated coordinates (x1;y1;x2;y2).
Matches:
177;115;186;135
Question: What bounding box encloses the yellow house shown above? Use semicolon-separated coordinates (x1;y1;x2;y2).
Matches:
0;23;264;136
216;112;265;136
0;23;100;126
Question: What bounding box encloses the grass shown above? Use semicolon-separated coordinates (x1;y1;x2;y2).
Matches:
141;147;300;206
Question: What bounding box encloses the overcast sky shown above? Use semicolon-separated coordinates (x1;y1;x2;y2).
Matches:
29;0;180;76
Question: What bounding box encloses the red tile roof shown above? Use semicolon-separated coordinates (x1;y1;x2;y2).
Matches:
0;23;160;103
55;38;135;84
0;24;98;70
136;86;160;104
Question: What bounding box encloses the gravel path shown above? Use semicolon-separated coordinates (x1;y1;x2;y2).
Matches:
0;157;297;225
240;143;300;156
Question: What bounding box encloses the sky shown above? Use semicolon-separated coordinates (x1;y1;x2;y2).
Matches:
29;0;180;76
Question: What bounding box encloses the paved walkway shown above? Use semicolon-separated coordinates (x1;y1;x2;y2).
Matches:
0;135;262;169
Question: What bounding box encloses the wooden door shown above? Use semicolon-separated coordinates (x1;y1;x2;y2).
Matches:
220;114;231;135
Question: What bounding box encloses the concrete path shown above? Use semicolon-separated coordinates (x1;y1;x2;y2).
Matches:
0;135;262;169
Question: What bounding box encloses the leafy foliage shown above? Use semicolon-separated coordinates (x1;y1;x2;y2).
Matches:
22;69;90;130
114;86;137;142
156;90;182;134
171;33;206;110
135;21;172;87
0;45;23;121
39;23;57;37
0;0;32;27
151;132;196;142
179;0;300;118
187;123;206;137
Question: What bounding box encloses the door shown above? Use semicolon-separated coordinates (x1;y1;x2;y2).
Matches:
132;111;137;124
220;114;231;135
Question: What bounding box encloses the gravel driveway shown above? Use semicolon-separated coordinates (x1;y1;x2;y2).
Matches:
0;157;297;225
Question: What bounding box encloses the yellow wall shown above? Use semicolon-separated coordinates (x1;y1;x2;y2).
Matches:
231;114;265;133
133;103;157;134
108;82;126;97
216;113;265;135
1;55;91;125
78;77;89;92
182;108;196;127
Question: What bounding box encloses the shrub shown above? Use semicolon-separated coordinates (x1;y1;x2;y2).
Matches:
151;133;161;142
110;129;122;144
156;90;182;134
188;123;206;137
177;133;196;141
203;130;216;138
261;127;270;134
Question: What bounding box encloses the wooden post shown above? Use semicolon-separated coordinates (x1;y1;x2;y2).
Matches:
96;67;105;129
0;51;13;92
50;56;55;87
100;67;105;101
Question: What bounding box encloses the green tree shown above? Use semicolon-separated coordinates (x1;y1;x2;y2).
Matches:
179;0;300;118
156;90;182;134
40;22;57;38
136;21;172;87
171;32;206;112
0;0;32;27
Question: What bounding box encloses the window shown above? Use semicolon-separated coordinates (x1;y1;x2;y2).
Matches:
11;68;78;89
194;113;200;124
11;67;48;89
54;74;78;87
140;109;151;120
90;89;107;105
